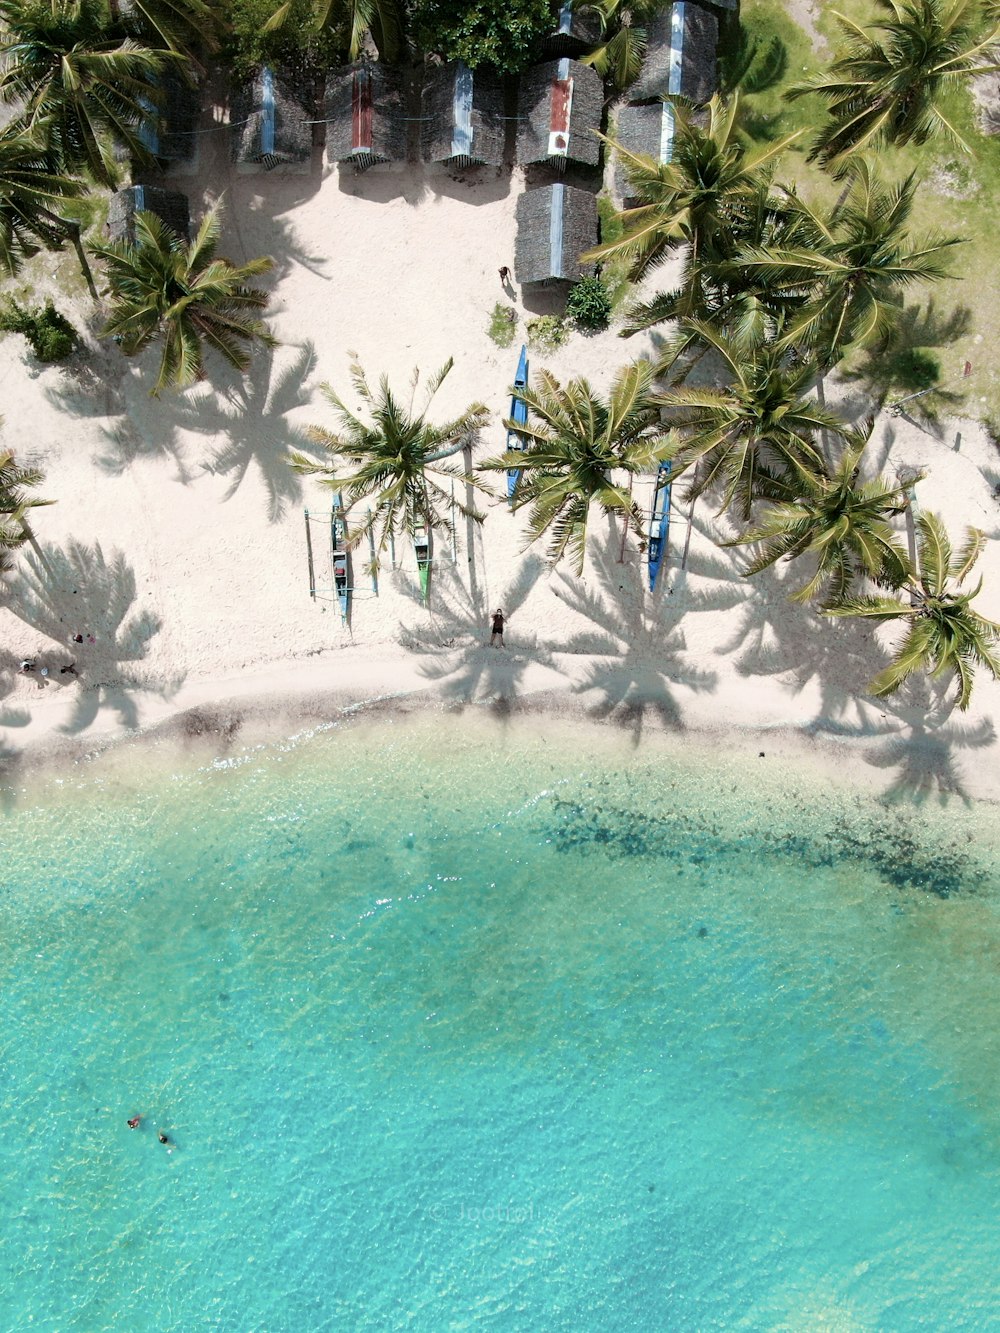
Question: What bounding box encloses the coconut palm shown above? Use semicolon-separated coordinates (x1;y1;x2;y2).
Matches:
737;160;961;367
264;0;405;61
107;0;224;59
0;0;169;188
0;118;98;296
479;362;665;575
787;0;1000;171
588;96;800;319
826;511;1000;710
580;0;660;90
652;322;848;522
722;422;916;603
0;446;54;574
289;357;490;570
91;203;275;395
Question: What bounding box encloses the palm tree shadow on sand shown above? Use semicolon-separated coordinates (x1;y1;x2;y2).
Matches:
3;540;180;735
555;528;724;745
160;342;315;522
397;554;561;716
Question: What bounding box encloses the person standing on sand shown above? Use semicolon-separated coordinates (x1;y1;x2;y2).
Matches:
499;266;511;286
490;608;506;648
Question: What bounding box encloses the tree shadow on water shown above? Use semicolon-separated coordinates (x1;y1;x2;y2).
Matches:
5;541;179;733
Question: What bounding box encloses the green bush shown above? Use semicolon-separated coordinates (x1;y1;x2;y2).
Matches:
224;0;345;79
411;0;557;73
526;315;568;353
566;276;612;331
0;298;78;362
488;302;517;347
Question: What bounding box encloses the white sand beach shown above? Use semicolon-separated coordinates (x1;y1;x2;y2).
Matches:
2;120;999;801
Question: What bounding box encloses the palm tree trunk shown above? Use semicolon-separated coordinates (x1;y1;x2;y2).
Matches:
37;207;99;301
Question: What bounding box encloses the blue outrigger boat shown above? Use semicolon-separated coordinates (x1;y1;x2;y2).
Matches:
648;462;672;591
332;492;350;623
506;343;530;502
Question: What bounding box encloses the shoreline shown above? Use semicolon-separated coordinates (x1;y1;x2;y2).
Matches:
3;637;996;808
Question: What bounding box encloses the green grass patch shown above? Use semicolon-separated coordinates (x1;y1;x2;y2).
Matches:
488;301;518;347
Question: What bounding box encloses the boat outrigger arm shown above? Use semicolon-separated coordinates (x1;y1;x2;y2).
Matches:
507;343;530;503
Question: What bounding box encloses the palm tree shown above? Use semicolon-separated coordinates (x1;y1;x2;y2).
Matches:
107;0;224;60
787;0;1000;170
0;119;98;297
91;203;275;395
289;357;490;570
479;362;665;574
0;0;169;188
737;160;961;367
722;422;916;603
652;322;848;522
588;96;800;317
264;0;405;62
826;511;1000;710
0;445;54;574
580;0;660;90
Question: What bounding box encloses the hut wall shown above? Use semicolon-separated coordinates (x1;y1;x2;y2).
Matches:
516;59;602;169
614;103;675;204
231;66;313;174
514;183;597;285
136;71;199;168
326;65;406;171
108;185;190;243
420;63;504;167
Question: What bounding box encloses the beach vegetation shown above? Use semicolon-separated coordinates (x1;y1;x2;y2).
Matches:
525;315;568;353
579;0;664;91
652;323;847;523
410;0;557;74
106;0;225;62
0;0;171;189
566;276;612;331
722;420;915;604
290;357;491;571
226;0;345;77
0;448;54;575
827;511;1000;710
91;202;275;395
787;0;1000;174
479;361;666;573
263;0;405;62
488;301;517;348
0;296;78;362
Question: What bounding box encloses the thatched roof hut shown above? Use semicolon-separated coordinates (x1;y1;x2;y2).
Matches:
514;183;597;285
613;103;676;204
420;62;504;168
631;2;719;105
107;185;190;243
326;64;406;172
230;66;313;173
543;0;602;57
516;58;603;169
136;70;199;164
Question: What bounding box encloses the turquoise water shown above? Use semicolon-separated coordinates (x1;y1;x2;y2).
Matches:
3;713;1000;1331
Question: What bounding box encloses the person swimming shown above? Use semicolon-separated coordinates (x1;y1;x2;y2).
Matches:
157;1130;171;1145
127;1115;141;1129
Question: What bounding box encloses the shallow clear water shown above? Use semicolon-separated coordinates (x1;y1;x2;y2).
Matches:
3;713;1000;1331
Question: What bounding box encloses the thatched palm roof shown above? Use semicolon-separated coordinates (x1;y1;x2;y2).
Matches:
516;58;603;169
326;64;406;171
514;183;597;285
137;69;199;164
543;0;602;57
613;103;676;204
421;62;504;168
631;2;719;105
231;65;313;173
107;185;190;243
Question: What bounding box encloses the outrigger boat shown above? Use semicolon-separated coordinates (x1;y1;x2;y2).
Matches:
648;462;672;592
506;343;530;503
413;520;431;604
332;492;350;623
